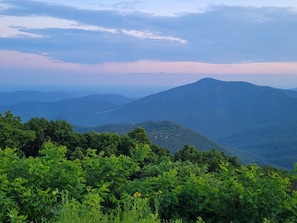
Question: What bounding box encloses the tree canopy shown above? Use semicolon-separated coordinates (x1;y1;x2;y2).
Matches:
0;112;297;223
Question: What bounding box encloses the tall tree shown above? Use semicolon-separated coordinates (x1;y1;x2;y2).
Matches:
128;127;151;145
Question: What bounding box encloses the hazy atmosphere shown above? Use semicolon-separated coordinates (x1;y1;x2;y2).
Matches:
2;2;297;222
1;0;297;90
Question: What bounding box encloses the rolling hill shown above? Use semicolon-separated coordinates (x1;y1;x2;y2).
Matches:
75;120;265;165
76;120;228;153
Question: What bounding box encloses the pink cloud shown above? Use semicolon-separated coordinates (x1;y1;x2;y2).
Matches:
2;50;297;75
98;60;297;75
1;50;297;88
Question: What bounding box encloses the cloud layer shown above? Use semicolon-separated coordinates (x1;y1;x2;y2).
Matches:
1;1;296;64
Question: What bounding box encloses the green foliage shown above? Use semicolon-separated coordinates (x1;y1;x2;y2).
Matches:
174;145;240;172
0;142;86;222
56;192;160;223
0;111;35;150
83;131;121;156
22;118;76;157
56;189;104;223
128;126;151;145
111;195;159;223
82;149;139;208
1;113;297;223
23;117;49;156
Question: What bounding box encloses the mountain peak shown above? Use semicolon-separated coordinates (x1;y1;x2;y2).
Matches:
195;78;252;86
192;78;224;87
197;77;221;83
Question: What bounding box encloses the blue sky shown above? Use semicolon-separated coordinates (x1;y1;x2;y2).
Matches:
1;0;297;90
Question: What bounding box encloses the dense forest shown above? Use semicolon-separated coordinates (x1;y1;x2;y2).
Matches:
1;111;297;223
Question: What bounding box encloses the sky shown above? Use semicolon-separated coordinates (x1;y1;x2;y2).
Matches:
1;0;297;92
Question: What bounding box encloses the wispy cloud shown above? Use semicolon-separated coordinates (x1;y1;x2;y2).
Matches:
0;2;11;10
0;15;117;38
0;14;187;43
121;29;187;43
111;1;141;11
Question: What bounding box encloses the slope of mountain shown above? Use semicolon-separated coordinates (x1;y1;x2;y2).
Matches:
75;120;265;165
92;78;297;133
282;89;297;97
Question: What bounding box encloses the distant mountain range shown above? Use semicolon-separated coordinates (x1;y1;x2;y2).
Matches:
0;91;78;105
0;93;135;124
1;78;297;169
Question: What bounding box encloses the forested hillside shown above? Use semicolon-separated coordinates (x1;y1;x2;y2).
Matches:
1;111;297;223
76;120;265;165
75;121;228;153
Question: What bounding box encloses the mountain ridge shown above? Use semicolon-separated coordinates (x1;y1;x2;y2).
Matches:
92;78;297;135
1;78;297;169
